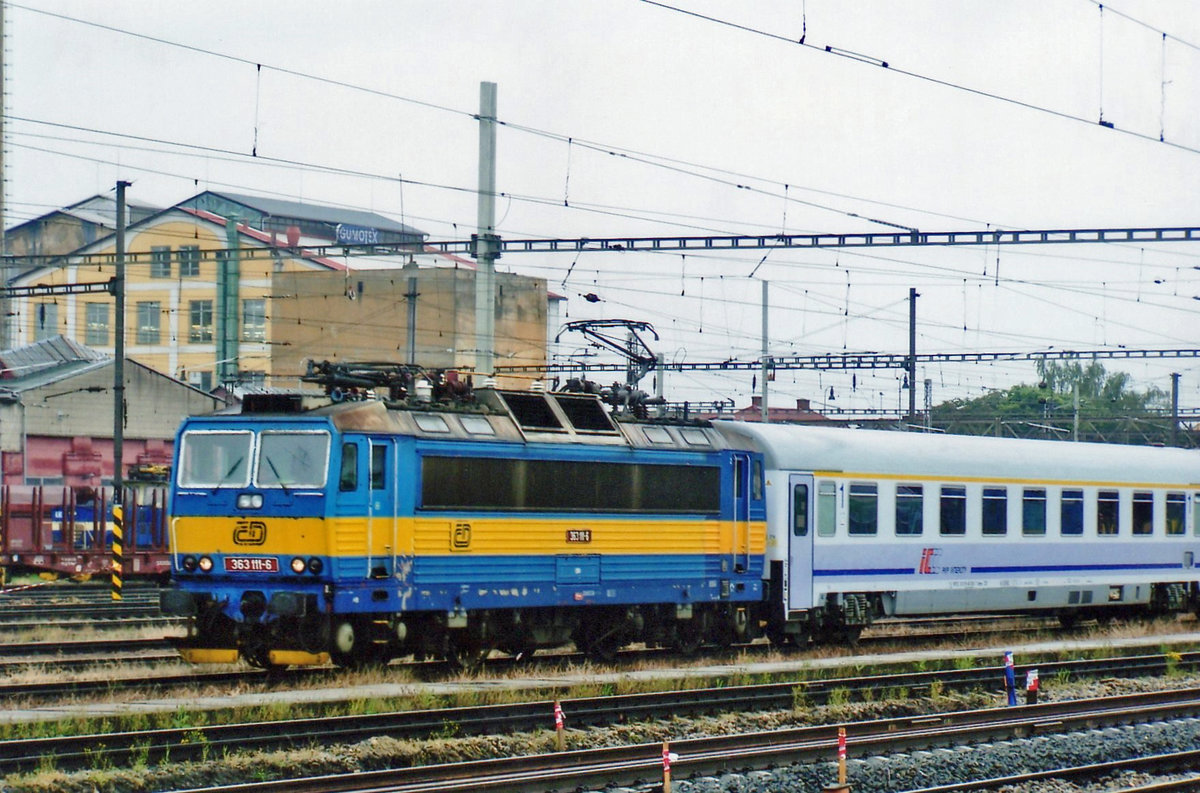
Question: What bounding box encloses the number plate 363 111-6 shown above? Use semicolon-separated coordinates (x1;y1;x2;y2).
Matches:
223;556;279;573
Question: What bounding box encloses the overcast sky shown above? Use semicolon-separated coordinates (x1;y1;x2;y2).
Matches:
9;1;1200;413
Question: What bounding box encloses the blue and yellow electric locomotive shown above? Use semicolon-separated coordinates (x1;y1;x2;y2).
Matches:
161;386;767;667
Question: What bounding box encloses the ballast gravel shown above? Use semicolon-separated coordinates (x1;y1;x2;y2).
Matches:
626;717;1200;793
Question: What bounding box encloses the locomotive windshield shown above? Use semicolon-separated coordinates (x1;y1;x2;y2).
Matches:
256;431;330;488
178;431;253;488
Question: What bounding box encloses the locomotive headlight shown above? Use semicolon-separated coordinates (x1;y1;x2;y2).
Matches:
181;555;197;572
308;557;323;575
290;557;307;574
237;493;264;509
198;556;214;573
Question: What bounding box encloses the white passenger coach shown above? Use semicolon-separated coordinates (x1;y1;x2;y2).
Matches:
715;423;1200;642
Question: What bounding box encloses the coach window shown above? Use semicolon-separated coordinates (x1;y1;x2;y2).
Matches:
982;487;1007;536
793;483;808;536
1166;493;1186;536
752;460;763;501
1098;491;1120;535
895;485;924;536
1022;488;1046;536
1193;493;1200;536
1132;492;1154;535
848;483;878;535
817;481;836;536
1061;489;1084;536
939;486;967;536
339;443;358;492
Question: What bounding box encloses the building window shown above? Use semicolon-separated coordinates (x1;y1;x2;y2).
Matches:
151;245;172;278
895;484;923;536
85;303;109;346
242;299;266;341
1061;489;1084;536
239;370;266;387
1132;491;1154;535
1098;490;1120;535
982;487;1007;536
187;370;213;391
34;302;59;341
1022;488;1047;536
136;301;161;344
179;245;201;277
848;482;878;536
189;300;213;342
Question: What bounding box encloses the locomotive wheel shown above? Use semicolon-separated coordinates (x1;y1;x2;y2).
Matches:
241;633;274;669
330;619;386;668
445;635;490;672
583;633;621;663
673;621;703;656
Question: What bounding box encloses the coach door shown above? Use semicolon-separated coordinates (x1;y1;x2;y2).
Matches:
788;474;815;610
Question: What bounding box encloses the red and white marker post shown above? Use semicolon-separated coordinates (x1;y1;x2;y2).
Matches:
662;740;679;793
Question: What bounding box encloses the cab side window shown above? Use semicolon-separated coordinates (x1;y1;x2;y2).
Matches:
339;442;358;492
371;445;387;491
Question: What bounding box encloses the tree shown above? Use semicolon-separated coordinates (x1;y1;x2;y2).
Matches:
930;361;1180;446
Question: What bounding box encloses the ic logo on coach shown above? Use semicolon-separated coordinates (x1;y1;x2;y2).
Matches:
233;520;268;546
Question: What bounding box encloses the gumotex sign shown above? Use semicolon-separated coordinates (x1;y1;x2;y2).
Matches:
336;224;380;245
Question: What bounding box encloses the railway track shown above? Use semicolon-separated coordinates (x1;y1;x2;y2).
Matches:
4;652;1200;777
141;687;1200;793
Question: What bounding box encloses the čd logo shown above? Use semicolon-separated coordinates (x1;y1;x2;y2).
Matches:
234;520;268;546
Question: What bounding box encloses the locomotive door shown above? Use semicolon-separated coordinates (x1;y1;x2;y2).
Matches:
368;439;397;578
732;454;752;573
787;474;815;610
334;439;370;579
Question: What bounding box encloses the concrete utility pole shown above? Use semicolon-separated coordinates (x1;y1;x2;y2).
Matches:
405;275;418;365
907;288;919;427
1171;372;1181;447
217;215;240;386
474;81;499;380
760;280;769;423
113;180;131;499
0;1;8;350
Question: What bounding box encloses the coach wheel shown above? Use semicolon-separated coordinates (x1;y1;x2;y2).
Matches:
1057;613;1079;630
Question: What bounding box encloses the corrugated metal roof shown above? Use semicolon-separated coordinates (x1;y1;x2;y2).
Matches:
202;191;425;238
0;336;109;391
4;357;111;392
0;335;106;379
